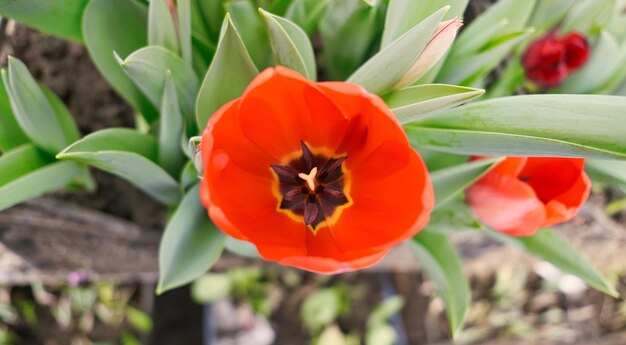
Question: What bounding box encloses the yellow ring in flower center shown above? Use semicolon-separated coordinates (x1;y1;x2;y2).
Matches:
270;144;353;234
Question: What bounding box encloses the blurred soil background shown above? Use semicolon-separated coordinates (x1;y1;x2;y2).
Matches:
1;0;626;344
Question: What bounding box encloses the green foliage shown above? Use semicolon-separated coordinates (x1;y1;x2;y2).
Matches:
260;9;317;80
348;6;447;94
57;128;181;206
195;15;258;129
384;84;484;123
0;0;89;42
320;0;385;80
159;74;186;177
148;0;180;54
406;95;626;159
83;0;158;123
410;231;470;336
2;57;79;155
430;157;502;208
157;184;225;293
117;46;199;128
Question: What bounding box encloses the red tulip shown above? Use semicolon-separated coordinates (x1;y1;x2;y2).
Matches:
522;31;590;87
466;157;591;236
562;32;590;70
200;67;434;273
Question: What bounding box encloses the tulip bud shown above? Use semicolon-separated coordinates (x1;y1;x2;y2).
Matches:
392;18;463;90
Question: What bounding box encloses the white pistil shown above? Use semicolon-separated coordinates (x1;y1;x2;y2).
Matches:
298;167;318;192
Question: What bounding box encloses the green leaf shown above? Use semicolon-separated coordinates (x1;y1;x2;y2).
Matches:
381;0;468;48
452;0;536;55
2;57;78;154
528;0;576;31
319;0;384;80
384;84;484;123
83;0;158;122
439;30;533;86
285;0;330;36
431;157;502;208
195;15;258;129
0;144;52;187
260;9;317;80
159;74;186;177
347;6;448;95
118;46;199;127
148;0;180;53
178;0;193;65
0;0;89;42
405;95;626;159
228;1;273;70
41;87;81;148
586;159;626;191
0;160;83;212
561;0;614;33
180;160;200;191
427;199;483;235
486;228;618;297
0;79;28;152
57;129;181;206
224;237;260;258
157;184;225;293
409;231;470;336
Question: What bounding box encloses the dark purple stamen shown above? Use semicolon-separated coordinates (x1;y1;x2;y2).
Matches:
272;141;349;229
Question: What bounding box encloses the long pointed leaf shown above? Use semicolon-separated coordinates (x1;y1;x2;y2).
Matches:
157;184;225;293
347;6;448;94
83;0;158;122
260;9;317;80
118;46;199;127
431;157;502;208
57;129;181;205
0;161;83;211
148;0;180;53
405;95;626;159
384;84;484;123
2;57;78;154
0;79;28;152
381;0;468;48
159;74;186;177
195;15;258;129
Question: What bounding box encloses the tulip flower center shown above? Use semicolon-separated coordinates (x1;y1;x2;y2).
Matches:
271;141;351;231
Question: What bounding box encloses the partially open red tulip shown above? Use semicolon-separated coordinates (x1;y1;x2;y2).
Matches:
466;157;590;236
522;31;590;87
200;66;434;273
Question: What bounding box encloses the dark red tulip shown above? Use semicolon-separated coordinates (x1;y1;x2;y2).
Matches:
522;31;590;87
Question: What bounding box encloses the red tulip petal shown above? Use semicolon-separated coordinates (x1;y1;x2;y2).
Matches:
562;32;590;71
467;173;547;236
238;68;349;160
519;158;584;204
205;148;307;254
329;140;434;254
202;99;276;178
279;249;387;274
317;82;409;167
